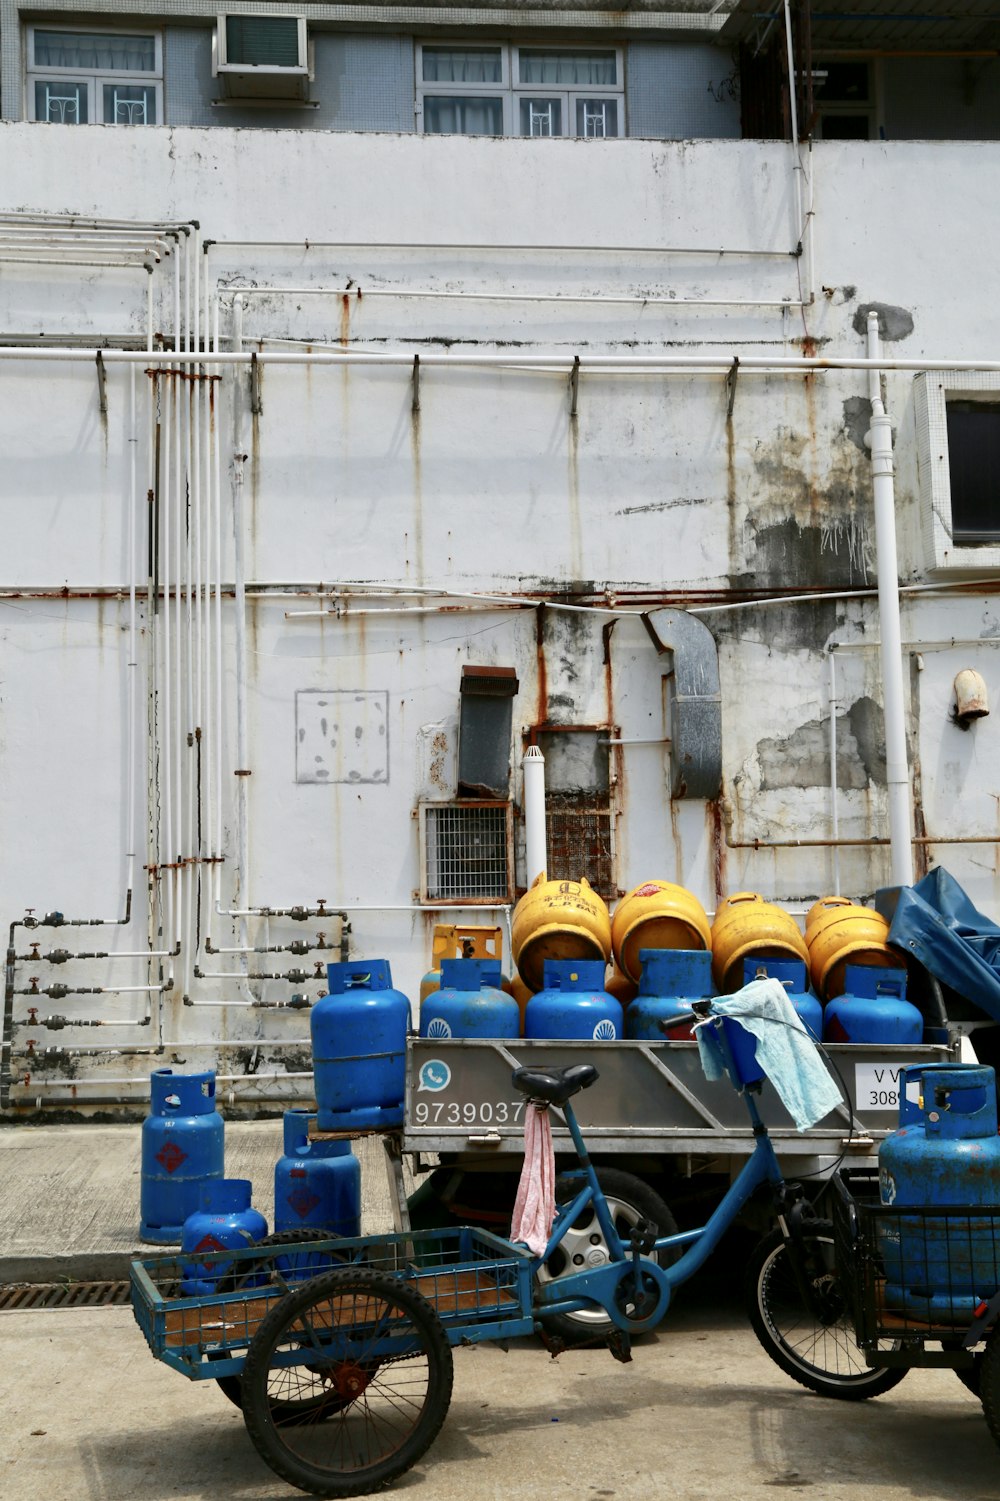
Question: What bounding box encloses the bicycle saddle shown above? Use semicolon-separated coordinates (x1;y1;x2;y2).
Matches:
511;1063;598;1106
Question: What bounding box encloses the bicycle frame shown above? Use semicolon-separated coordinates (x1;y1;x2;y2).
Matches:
531;1024;788;1335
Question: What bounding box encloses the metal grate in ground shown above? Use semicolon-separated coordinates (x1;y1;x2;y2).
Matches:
0;1280;130;1310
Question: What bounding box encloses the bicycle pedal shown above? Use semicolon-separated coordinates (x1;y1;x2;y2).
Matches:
606;1329;633;1364
629;1219;657;1256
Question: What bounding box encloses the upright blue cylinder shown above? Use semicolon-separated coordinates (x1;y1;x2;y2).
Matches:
823;964;922;1046
420;958;520;1039
525;959;623;1041
879;1063;1000;1316
626;948;714;1040
742;956;823;1041
180;1178;268;1296
140;1068;224;1244
312;959;410;1130
274;1108;362;1237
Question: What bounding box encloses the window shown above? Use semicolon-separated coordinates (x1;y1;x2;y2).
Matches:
916;373;1000;569
536;730;617;900
813;61;872;140
29;28;161;125
417;44;624;138
419;802;515;903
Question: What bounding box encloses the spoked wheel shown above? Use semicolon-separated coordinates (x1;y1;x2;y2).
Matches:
747;1222;908;1400
212;1229;349;1419
241;1267;454;1498
535;1168;678;1346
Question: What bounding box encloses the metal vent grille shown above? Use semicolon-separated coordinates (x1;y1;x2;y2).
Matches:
420;802;514;903
546;792;616;900
0;1280;130;1310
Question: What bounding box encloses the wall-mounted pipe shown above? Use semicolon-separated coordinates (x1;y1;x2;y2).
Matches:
219;284;806;312
523;746;547;888
866;311;913;889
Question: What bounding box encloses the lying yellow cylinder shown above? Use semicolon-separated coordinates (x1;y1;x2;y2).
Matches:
605;963;639;1008
509;974;535;1033
806;900;898;999
511;875;612;993
611;880;712;985
711;892;809;994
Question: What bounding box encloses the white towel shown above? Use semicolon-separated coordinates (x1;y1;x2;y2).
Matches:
511;1104;556;1255
696;977;843;1132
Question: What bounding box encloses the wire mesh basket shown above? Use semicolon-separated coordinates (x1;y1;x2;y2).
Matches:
833;1167;1000;1357
131;1227;535;1377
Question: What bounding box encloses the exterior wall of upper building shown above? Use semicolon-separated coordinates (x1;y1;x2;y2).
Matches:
1;124;999;1110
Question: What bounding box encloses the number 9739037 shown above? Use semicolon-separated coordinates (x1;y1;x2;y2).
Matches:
412;1100;526;1126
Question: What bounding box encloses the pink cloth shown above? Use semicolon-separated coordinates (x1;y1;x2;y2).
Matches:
511;1104;556;1255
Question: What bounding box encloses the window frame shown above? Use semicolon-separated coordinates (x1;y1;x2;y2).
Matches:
916;371;1000;571
416;42;624;139
27;24;163;125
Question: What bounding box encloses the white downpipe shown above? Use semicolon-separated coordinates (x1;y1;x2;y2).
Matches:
523;747;547;888
160;373;175;965
782;0;810;300
213;297;225;912
866;312;913;889
231;296;255;1000
828;649;841;897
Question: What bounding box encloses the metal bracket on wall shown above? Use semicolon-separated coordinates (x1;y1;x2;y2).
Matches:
95;351;107;415
412;353;420;414
570;354;580;419
250;351;262;417
726;356;740;418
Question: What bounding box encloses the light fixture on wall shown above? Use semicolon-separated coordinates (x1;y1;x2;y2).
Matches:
951;668;990;730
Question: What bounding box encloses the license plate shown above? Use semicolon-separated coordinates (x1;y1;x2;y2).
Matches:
854;1062;907;1114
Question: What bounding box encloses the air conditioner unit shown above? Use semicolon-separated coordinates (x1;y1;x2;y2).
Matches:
214;15;311;101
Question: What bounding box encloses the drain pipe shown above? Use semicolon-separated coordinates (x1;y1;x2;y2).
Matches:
523;746;547;887
866;312;913;888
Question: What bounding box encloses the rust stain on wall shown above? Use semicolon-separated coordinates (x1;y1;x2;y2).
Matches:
708;798;727;908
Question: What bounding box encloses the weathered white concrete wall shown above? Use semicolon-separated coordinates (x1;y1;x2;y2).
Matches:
2;126;999;1111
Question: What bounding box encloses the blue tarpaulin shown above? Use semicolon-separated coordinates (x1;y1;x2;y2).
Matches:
885;867;1000;1025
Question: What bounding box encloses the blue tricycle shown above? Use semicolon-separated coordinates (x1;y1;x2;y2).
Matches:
131;1000;896;1498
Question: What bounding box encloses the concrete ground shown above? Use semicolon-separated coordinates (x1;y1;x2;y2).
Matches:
3;1300;998;1501
2;1120;998;1499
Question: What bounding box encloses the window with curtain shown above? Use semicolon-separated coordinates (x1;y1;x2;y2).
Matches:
416;43;623;138
28;28;162;125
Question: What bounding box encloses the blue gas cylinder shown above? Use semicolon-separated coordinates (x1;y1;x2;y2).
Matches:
879;1064;1000;1316
823;964;922;1045
180;1178;268;1296
626;948;714;1040
743;957;823;1041
140;1068;225;1244
274;1108;361;1237
525;959;623;1041
420;958;520;1040
312;959;410;1131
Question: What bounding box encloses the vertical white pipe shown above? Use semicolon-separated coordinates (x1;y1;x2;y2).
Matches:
213;296;225;909
828;648;841;897
866;311;913;888
161;374;176;959
782;0;809;295
231;295;253;992
523;746;547;888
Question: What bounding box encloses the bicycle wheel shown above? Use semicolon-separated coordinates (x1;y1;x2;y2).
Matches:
241;1267;454;1498
747;1222;908;1400
213;1229;349;1418
535;1168;678;1346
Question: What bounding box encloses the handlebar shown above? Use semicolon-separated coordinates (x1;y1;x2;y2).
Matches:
656;997;715;1034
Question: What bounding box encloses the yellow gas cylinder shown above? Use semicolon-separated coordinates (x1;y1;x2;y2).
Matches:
805;900;898;999
804;896;854;944
509;974;534;1034
605;963;639;1007
711;892;809;994
420;925;505;1005
611;880;712;984
511;876;612;993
